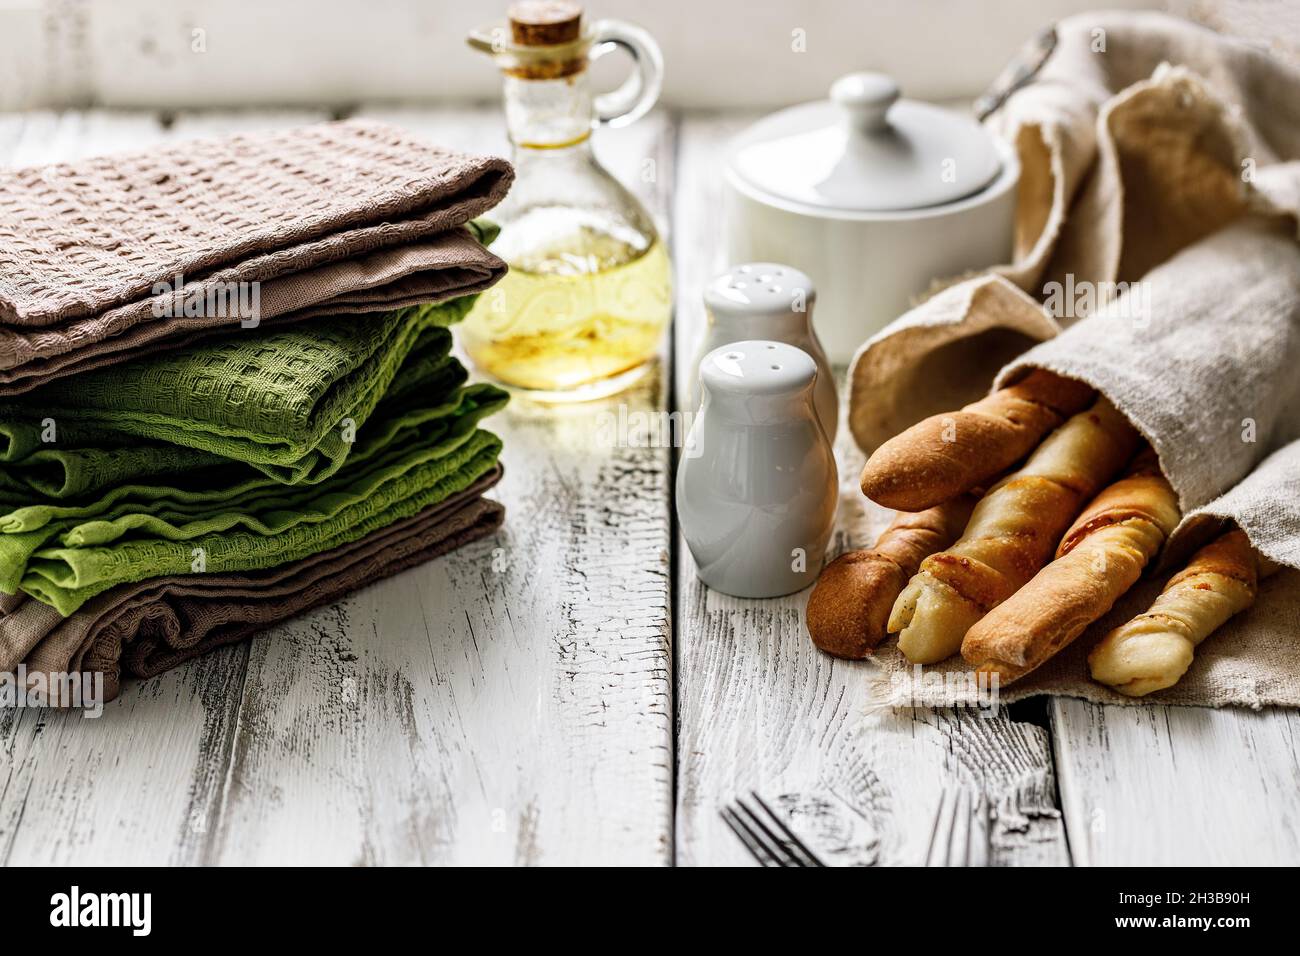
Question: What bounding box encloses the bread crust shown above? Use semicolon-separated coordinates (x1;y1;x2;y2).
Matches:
1088;528;1258;696
889;397;1138;664
961;448;1180;683
860;370;1095;511
806;496;975;659
1056;453;1181;557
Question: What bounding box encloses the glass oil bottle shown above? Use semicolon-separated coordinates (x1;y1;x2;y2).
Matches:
465;1;672;401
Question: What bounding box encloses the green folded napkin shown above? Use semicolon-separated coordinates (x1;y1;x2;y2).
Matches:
0;223;510;617
0;441;227;502
10;388;506;614
0;381;503;536
2;296;476;486
24;431;503;615
0;353;470;504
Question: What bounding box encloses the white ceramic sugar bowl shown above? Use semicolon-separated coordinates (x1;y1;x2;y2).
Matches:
691;263;838;440
677;340;837;598
723;72;1019;363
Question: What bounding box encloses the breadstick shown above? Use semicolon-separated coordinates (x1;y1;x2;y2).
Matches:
888;397;1138;663
807;495;977;658
961;448;1180;683
1088;529;1259;697
860;370;1095;511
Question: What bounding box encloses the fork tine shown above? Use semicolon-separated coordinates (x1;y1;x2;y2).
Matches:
968;791;991;867
952;788;971;866
925;787;991;866
923;788;948;865
750;791;826;867
720;805;784;866
735;797;806;867
946;790;965;865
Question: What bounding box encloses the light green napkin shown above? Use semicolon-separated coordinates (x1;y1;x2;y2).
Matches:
12;391;506;614
0;381;503;537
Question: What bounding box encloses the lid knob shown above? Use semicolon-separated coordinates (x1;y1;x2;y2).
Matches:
830;72;900;134
508;0;583;46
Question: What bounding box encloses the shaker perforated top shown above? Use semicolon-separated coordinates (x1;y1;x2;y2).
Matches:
700;339;817;397
703;262;817;318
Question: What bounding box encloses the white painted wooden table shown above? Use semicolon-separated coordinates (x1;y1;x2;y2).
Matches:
1;107;1296;867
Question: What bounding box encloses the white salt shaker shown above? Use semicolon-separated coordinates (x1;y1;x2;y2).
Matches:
692;263;838;440
677;340;838;598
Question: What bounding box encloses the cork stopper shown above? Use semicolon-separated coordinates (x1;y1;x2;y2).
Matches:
509;1;583;46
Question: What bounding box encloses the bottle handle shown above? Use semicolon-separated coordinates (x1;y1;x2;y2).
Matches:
589;19;663;128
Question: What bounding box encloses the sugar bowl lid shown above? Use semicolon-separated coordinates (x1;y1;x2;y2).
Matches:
726;72;1003;214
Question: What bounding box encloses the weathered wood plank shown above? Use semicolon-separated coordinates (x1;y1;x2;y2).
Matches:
0;648;250;866
0;111;329;866
0;114;28;160
7;104;1290;868
201;107;677;865
671;113;1070;867
1051;699;1300;866
5;110;170;165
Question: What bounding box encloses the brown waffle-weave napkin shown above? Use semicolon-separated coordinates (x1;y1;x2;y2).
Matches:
0;468;504;704
0;119;512;393
845;12;1300;707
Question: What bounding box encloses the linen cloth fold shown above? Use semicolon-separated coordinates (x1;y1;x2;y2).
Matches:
849;11;1300;454
996;218;1300;549
4;467;505;704
0;119;512;393
844;12;1300;707
1166;440;1300;572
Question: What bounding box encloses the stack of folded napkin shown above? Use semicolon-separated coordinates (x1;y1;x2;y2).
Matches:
0;119;514;701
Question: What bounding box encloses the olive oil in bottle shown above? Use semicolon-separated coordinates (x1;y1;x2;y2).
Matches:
462;222;670;396
465;2;671;402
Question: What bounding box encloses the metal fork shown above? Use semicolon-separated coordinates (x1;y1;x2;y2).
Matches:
722;787;990;866
719;792;826;867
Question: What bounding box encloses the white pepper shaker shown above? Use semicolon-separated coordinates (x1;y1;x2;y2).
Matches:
692;263;838;440
677;340;838;598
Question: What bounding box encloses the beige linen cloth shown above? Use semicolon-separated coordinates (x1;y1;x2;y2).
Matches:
0;119;512;393
847;12;1300;707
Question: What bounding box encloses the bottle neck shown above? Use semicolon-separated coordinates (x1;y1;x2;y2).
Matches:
504;72;596;151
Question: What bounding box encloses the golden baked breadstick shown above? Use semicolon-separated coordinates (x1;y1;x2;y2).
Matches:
860;370;1095;511
888;397;1138;663
806;495;977;659
1088;529;1259;697
961;448;1180;683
